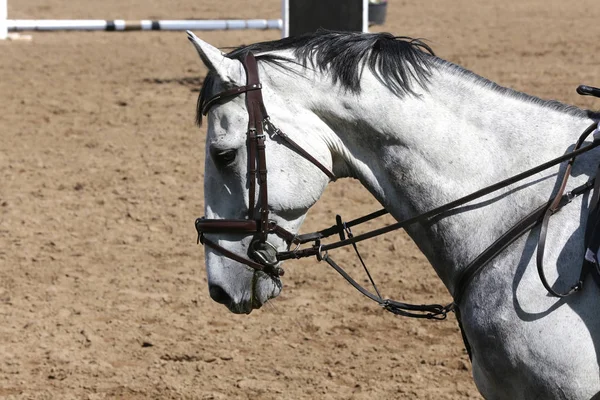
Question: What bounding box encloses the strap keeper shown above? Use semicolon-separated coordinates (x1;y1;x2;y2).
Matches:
335;215;346;241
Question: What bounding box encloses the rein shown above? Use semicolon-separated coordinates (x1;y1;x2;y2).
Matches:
279;123;600;308
195;51;600;320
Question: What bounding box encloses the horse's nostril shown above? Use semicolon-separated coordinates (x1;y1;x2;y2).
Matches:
208;284;233;305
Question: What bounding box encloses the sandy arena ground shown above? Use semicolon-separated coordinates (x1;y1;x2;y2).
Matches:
1;0;600;398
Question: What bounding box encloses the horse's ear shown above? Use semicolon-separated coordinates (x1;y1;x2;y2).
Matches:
187;31;240;82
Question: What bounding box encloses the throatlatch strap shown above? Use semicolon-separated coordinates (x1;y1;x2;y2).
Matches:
265;120;336;181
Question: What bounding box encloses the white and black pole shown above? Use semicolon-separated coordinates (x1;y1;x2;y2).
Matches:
6;19;283;32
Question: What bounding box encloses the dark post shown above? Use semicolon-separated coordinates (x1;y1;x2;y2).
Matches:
287;0;366;37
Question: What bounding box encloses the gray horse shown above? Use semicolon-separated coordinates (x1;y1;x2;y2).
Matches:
190;30;600;399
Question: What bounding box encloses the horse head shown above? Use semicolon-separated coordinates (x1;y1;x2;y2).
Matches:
188;32;335;313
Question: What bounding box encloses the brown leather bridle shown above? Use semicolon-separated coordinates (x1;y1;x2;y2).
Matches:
194;50;600;323
195;52;335;278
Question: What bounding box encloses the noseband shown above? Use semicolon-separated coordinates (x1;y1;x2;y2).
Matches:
195;52;335;278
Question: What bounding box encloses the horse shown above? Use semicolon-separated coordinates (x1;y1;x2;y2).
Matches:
188;29;600;399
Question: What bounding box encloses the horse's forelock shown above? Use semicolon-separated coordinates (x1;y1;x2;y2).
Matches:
196;72;218;126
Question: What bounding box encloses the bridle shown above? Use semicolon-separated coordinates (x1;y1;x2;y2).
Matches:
195;52;335;278
195;51;600;321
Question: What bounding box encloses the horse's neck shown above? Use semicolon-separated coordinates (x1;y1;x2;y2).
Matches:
309;67;596;294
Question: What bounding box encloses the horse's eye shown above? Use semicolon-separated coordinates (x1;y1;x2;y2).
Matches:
213;149;237;167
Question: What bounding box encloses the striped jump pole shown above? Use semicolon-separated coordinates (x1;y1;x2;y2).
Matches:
0;0;383;40
7;19;283;32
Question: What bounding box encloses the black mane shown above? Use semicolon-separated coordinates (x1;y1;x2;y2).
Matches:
197;30;599;125
197;31;435;125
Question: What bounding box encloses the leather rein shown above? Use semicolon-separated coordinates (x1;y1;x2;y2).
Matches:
195;51;600;319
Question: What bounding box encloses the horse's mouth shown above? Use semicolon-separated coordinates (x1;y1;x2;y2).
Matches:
250;273;282;312
226;301;256;315
218;273;281;314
